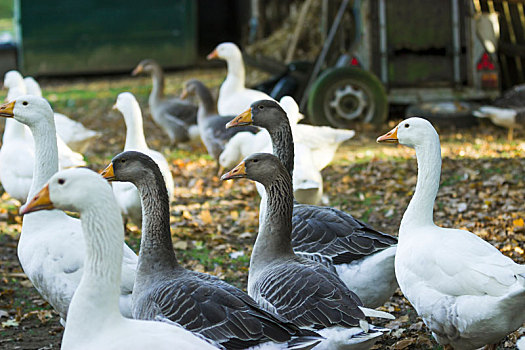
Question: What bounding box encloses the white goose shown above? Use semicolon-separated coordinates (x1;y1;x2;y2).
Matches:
0;72;85;202
0;96;137;322
24;76;100;153
111;92;174;226
21;168;217;350
207;42;274;115
0;81;35;202
377;117;525;349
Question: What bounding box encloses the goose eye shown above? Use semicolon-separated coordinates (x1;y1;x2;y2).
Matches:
405;123;410;128
258;105;264;110
22;101;28;106
252;159;259;163
58;179;65;185
121;159;126;163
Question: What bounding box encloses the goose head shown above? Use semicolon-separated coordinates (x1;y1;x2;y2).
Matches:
24;77;43;97
21;168;112;214
226;99;287;131
207;42;242;61
101;150;157;185
377;117;438;148
113;92;140;117
180;79;200;100
131;59;159;76
3;70;25;91
221;153;287;187
0;95;54;127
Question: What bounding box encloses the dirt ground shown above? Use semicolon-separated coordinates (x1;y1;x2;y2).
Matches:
0;68;524;349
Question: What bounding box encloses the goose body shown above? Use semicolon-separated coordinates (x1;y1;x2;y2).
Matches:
518;337;525;350
181;79;259;162
222;153;393;350
22;168;217;350
111;92;174;226
24;76;100;153
207;42;274;115
226;100;398;308
473;83;525;140
1;96;137;321
132;59;198;144
377;117;525;349
102;151;322;350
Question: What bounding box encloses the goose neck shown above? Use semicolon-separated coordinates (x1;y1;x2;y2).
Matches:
194;84;218;118
27;119;59;200
69;201;123;320
222;55;246;93
400;137;442;231
268;124;295;178
134;172;180;273
149;66;165;106
251;172;295;270
123;105;148;151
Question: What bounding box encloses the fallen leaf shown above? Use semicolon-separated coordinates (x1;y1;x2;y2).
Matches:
1;319;19;328
200;210;213;225
392;338;416;349
20;280;33;288
173;241;188;250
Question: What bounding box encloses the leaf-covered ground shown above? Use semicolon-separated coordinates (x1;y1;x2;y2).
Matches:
0;67;524;349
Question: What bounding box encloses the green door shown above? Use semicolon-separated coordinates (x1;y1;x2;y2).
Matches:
15;0;196;75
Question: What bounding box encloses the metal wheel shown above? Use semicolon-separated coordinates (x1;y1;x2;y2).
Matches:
308;67;388;128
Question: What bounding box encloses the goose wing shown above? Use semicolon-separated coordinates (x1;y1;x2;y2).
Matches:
162;98;198;125
253;259;365;329
134;271;311;349
292;205;397;266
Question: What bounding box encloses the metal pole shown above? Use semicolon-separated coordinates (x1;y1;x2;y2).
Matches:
300;0;351;111
451;0;461;86
379;0;388;84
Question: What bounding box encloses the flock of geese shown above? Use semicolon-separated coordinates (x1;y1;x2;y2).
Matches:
0;41;524;350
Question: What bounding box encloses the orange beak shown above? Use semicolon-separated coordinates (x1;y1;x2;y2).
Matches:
225;108;252;129
0;100;15;118
20;184;54;215
131;65;143;76
220;161;246;180
376;126;399;143
207;49;219;60
180;88;188;100
100;163;115;180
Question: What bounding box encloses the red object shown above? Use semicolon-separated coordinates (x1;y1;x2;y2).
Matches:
350;57;360;67
477;52;495;71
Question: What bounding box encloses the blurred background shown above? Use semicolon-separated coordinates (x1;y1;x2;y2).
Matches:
0;0;521;129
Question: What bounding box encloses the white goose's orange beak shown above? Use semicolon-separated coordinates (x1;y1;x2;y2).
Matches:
0;100;15;118
207;49;219;60
20;184;54;215
377;126;399;143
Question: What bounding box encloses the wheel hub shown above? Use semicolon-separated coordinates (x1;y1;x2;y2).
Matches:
329;85;367;120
